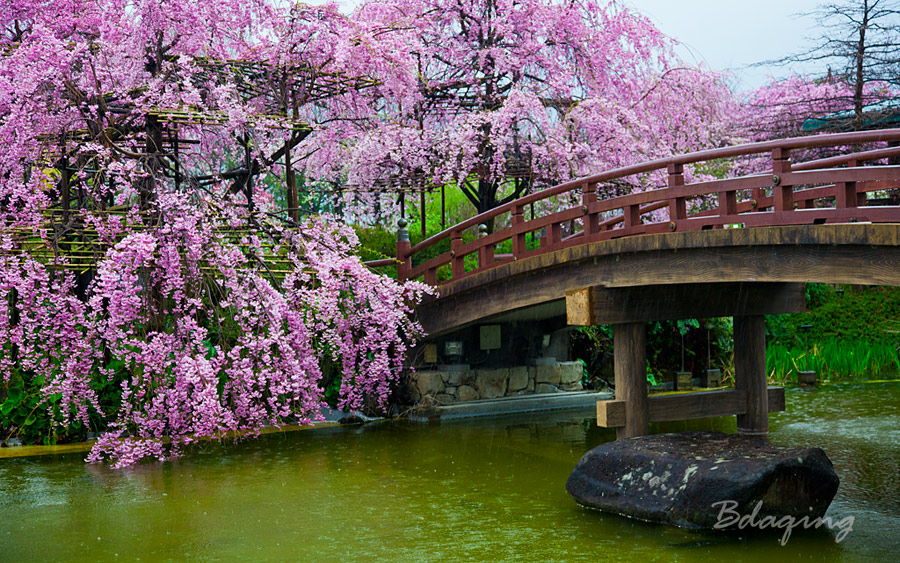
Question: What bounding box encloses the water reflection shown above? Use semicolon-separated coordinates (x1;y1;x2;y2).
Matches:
0;382;897;562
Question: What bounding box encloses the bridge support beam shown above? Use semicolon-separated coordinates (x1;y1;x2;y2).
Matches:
596;387;785;429
568;283;800;440
566;282;805;325
613;322;648;439
734;315;769;435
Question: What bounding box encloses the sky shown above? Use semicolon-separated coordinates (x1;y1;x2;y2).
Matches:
624;0;826;91
323;0;831;92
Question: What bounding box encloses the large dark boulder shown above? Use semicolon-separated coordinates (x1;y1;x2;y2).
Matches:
566;431;839;530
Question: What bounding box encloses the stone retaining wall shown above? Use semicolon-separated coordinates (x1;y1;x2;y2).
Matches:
406;362;583;405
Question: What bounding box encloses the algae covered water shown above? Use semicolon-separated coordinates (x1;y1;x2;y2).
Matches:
1;382;898;562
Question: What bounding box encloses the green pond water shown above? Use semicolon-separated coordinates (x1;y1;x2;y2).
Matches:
1;382;899;562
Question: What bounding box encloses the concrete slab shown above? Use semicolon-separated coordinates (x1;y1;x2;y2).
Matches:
407;390;613;421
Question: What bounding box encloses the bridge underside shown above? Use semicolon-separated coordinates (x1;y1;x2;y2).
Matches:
416;223;900;336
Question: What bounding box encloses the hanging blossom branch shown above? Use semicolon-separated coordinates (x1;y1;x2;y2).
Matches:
0;189;433;468
0;0;435;467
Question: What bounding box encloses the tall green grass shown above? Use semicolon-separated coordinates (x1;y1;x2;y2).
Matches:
767;340;900;384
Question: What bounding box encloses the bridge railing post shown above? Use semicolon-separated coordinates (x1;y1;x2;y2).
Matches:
547;222;561;248
772;148;794;213
718;188;738;218
752;187;765;211
835;158;861;209
477;223;493;269
450;228;464;279
396;218;411;281
667;163;686;226
624;204;641;229
582;182;599;237
512;204;526;258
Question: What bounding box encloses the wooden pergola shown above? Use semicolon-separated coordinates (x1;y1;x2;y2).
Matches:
17;56;378;278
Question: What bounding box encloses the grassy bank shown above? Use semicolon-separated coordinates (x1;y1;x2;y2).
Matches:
765;285;900;383
766;340;900;384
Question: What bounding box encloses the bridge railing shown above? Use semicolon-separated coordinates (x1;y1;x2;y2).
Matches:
397;129;900;284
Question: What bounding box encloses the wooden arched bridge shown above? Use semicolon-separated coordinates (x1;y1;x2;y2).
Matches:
384;128;900;440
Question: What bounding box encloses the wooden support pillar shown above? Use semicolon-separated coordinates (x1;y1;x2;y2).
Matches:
142;113;163;211
60;148;70;222
734;315;768;435
624;204;641;228
243;134;254;217
285;142;297;223
836;159;862;209
614;322;648;439
718;190;737;217
477;224;493;268
752;187;765;211
511;204;526;257
173;125;181;192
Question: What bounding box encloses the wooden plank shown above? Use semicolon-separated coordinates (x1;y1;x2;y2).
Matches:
782;165;900;187
567;282;805;325
432;224;900;300
596;387;786;428
590;244;900;289
649;389;747;423
417;243;900;334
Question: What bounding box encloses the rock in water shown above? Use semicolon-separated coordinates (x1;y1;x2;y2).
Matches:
566;431;839;530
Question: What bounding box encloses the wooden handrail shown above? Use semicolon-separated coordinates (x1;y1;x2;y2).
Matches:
400;128;900;284
793;145;900;170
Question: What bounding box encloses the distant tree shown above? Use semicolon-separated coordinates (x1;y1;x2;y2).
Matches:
813;0;900;126
736;74;895;142
763;0;900;130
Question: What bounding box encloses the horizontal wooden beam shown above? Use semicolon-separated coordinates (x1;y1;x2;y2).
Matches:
597;398;626;427
596;387;785;428
567;282;805;325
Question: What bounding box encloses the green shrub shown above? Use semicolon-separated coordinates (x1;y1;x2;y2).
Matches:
767;285;900;345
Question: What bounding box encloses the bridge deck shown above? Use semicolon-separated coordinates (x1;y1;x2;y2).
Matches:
393;128;900;335
417;223;900;335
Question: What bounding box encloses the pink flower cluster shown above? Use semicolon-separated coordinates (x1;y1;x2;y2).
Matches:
0;251;101;430
306;0;735;220
0;195;432;468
